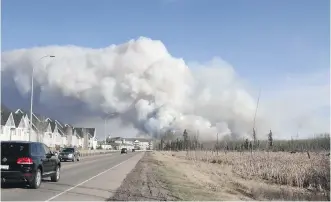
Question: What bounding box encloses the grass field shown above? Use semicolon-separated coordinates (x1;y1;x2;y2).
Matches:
159;150;329;200
177;151;329;190
153;151;330;201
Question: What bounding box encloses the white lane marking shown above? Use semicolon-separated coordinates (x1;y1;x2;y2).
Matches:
45;153;140;201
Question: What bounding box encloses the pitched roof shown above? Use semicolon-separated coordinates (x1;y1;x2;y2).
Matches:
1;106;94;139
63;124;74;135
110;137;122;140
74;128;84;138
14;109;40;131
55;120;65;135
1;104;12;126
74;127;95;138
12;112;24;128
86;128;95;137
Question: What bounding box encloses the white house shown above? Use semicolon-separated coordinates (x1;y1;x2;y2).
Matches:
108;137;152;150
1;108;38;142
1;105;97;150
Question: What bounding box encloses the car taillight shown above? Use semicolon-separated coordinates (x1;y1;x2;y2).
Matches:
17;157;33;164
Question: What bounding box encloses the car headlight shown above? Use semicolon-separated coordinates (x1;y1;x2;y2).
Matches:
68;154;73;157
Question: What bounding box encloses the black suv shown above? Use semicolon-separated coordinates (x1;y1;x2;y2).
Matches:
1;141;61;189
58;147;80;162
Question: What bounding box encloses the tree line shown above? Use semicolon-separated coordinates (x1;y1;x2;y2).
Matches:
156;129;330;152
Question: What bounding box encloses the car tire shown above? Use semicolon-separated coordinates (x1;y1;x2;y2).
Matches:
51;166;60;182
29;168;42;189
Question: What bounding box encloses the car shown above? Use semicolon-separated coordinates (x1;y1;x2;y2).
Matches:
121;148;127;154
1;141;61;189
58;147;80;162
132;149;135;152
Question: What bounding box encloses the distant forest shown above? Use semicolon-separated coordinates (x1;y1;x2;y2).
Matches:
155;130;330;152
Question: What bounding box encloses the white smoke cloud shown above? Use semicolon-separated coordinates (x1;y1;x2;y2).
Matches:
1;37;329;140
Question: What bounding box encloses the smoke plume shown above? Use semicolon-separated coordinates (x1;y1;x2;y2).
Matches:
1;37;329;140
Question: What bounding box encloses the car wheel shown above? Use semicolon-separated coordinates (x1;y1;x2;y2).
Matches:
29;168;42;189
51;166;60;182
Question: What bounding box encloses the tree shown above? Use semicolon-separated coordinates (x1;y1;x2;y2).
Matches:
253;128;257;148
244;139;249;150
183;129;188;151
160;139;164;150
268;130;273;148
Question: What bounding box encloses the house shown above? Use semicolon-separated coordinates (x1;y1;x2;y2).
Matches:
1;106;38;142
0;105;97;150
86;128;97;149
73;127;97;149
131;138;152;150
1;106;16;141
108;137;152;150
97;141;113;150
13;109;47;142
45;118;67;149
64;124;74;147
72;128;84;148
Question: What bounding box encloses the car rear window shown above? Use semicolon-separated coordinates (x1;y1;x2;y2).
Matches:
62;148;74;152
1;142;30;157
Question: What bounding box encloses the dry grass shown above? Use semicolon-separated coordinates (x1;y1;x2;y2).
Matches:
165;150;330;196
154;151;330;201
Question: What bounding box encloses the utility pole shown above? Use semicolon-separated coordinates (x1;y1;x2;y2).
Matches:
216;133;219;155
30;55;55;142
103;112;118;145
252;89;261;146
104;119;107;144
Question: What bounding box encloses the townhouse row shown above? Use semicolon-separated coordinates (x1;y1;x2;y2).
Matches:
0;105;97;150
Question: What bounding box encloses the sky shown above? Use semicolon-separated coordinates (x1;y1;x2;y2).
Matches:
1;0;330;140
2;0;329;83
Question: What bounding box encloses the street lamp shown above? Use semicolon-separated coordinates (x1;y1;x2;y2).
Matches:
103;112;118;144
29;55;55;142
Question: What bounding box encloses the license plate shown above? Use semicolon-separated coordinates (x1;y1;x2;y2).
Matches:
1;165;9;170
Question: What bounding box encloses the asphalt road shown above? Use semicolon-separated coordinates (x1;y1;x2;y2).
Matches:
1;152;144;201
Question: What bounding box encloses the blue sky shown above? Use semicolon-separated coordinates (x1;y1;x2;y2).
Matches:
2;0;330;86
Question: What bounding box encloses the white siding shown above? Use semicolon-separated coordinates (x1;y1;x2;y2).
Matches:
62;136;67;146
72;136;78;147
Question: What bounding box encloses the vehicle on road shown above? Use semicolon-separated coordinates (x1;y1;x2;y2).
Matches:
132;149;135;152
58;147;80;162
121;148;127;154
1;141;61;189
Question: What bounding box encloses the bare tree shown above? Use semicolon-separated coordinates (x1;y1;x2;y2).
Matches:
268;129;273;148
183;129;188;151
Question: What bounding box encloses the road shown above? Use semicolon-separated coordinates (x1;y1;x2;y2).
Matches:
1;152;144;201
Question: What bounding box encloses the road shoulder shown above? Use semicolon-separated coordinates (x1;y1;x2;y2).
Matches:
108;152;179;201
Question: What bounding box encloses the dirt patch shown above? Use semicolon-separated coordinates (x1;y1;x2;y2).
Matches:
108;152;178;201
